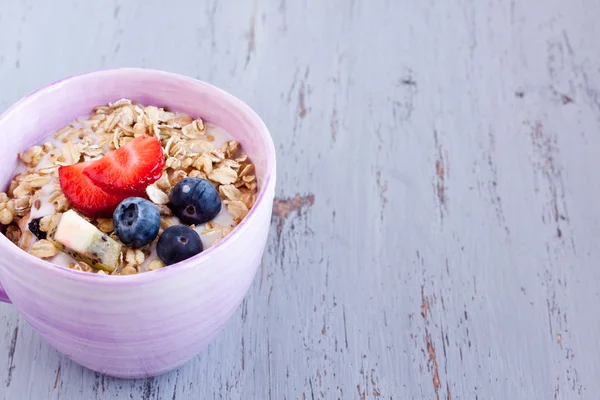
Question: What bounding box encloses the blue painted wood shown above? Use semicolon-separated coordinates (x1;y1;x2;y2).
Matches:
0;0;599;398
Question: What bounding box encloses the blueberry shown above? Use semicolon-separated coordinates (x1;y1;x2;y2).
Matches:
156;225;203;265
113;197;160;248
169;177;221;225
28;217;46;240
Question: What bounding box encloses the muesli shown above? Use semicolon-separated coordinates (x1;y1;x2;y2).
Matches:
1;99;257;275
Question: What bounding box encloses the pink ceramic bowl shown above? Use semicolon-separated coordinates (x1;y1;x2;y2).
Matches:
0;69;276;378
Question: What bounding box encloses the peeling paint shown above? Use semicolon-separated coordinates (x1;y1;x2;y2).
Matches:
272;193;315;233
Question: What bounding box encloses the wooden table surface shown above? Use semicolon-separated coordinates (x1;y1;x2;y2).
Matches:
1;1;599;399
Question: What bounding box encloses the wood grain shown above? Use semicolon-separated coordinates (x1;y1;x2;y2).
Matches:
1;0;600;398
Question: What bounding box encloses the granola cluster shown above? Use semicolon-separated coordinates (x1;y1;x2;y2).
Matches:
1;99;258;275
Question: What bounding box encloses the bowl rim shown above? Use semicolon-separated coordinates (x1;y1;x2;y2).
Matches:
0;67;276;285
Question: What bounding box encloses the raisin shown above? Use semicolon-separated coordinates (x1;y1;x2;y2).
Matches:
28;217;47;240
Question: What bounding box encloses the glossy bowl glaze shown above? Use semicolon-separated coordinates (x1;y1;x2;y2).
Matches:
0;69;276;378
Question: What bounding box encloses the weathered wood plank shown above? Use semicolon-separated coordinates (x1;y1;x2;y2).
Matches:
0;0;599;398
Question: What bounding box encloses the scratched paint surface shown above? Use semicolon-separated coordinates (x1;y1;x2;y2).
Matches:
1;0;600;399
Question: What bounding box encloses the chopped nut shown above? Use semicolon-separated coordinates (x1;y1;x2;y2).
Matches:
0;193;8;203
148;260;165;271
97;270;107;275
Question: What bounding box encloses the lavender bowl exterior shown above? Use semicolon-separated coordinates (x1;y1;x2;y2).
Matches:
0;69;276;378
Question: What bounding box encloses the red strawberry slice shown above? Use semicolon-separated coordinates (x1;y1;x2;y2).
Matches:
83;135;164;194
59;161;130;218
